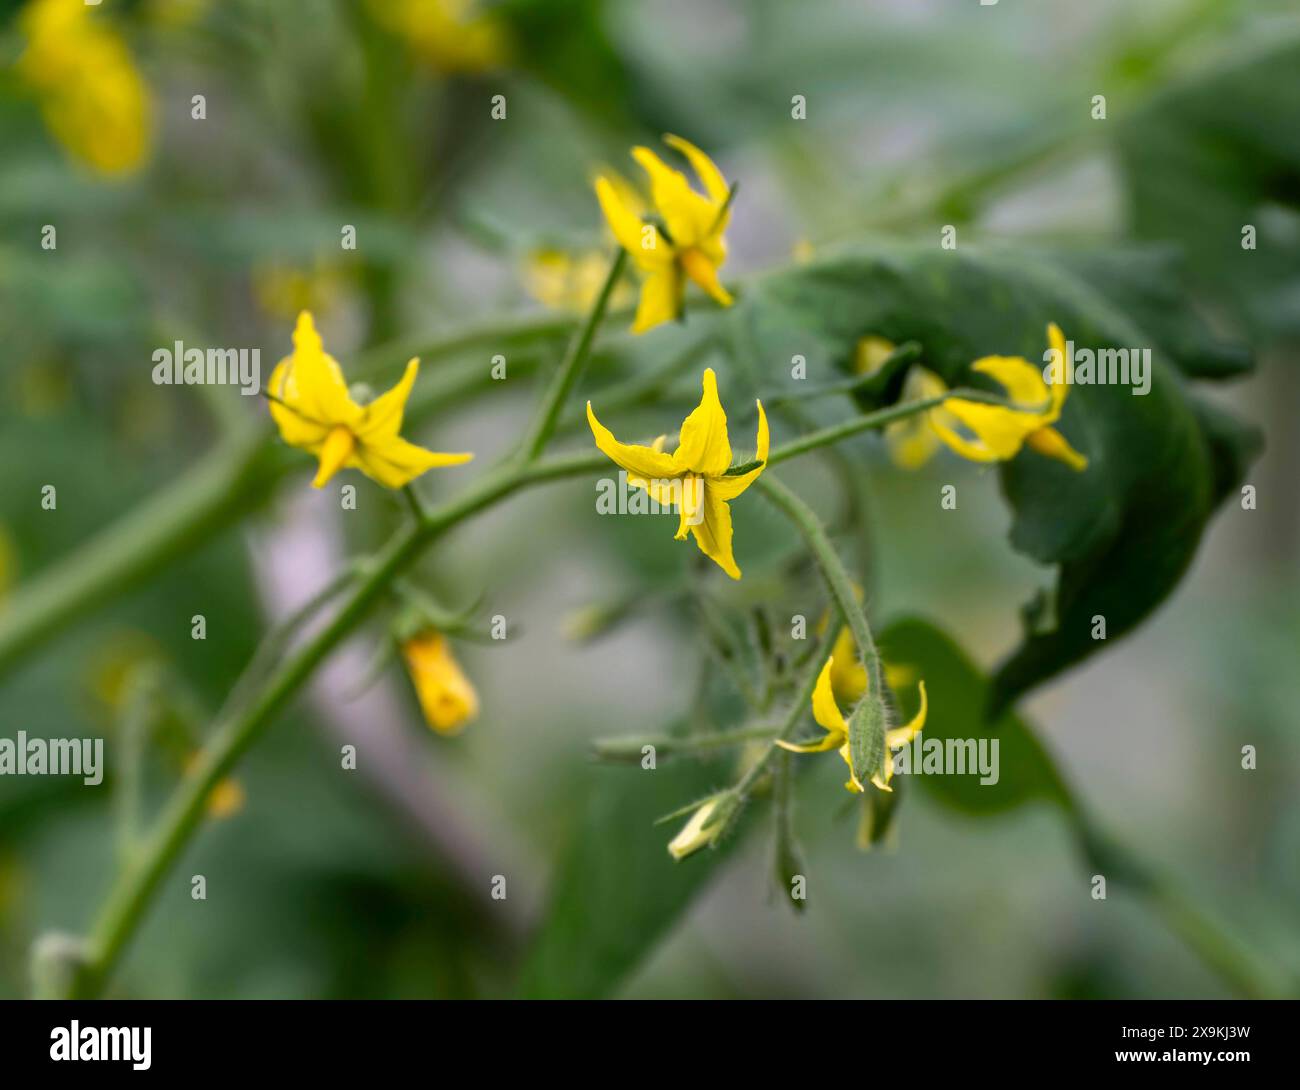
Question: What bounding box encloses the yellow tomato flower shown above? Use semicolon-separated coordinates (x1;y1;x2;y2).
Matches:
523;248;633;313
587;368;768;579
368;0;508;73
931;323;1088;472
17;0;152;177
854;336;948;470
778;656;927;794
594;135;735;334
401;631;479;735
268;312;473;490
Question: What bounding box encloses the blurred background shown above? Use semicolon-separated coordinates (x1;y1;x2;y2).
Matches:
0;0;1297;998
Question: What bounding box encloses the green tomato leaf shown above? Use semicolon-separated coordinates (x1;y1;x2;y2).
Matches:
1116;28;1300;340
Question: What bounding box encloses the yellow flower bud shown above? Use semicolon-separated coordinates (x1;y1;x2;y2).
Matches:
401;632;479;735
667;795;734;860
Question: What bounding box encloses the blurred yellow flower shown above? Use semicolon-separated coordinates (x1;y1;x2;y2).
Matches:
17;0;152;177
184;754;245;820
778;655;927;794
523;248;633;313
268;312;473;490
595;135;735;333
205;778;245;819
854;336;948;470
587;368;767;579
84;631;163;713
252;260;345;321
368;0;508;73
401;632;479;735
932;323;1087;472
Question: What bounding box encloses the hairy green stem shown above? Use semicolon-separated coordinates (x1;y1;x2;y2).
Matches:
591;725;779;762
754;474;881;695
712;621;839;846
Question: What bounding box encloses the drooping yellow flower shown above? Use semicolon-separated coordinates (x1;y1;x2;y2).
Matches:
587;368;768;579
368;0;508;73
401;631;479;735
595;135;734;334
778;656;927;794
268;312;473;490
931;323;1087;472
16;0;152;177
523;248;633;313
854;336;948;470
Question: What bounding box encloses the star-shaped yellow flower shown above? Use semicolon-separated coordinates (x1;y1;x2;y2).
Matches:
778;655;927;793
268;311;473;489
587;368;767;579
594;135;734;334
931;323;1088;472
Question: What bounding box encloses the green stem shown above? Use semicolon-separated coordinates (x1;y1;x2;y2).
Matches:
517;249;628;464
591;725;779;762
772;748;804;912
754;474;881;695
213;562;361;728
0;423;275;678
725;620;839;821
113;667;159;864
